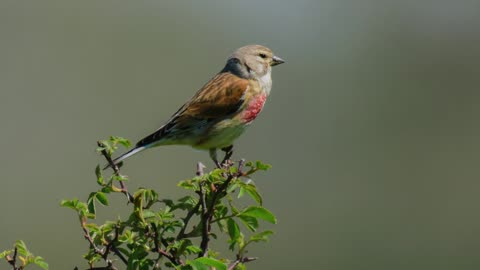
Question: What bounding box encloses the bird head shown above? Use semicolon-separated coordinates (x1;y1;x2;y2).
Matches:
223;45;284;80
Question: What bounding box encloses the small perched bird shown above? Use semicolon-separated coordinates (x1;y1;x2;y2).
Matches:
109;45;284;168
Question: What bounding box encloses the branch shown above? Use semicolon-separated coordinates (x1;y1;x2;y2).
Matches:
199;160;244;257
228;257;257;270
197;162;209;257
81;220;125;269
105;226;128;265
151;223;182;266
97;141;133;203
6;247;18;270
176;202;200;240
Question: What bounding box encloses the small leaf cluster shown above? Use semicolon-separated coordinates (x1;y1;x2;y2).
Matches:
0;240;48;270
61;137;276;270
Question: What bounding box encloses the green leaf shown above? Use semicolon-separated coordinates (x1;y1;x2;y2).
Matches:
110;136;131;148
95;165;104;185
178;180;197;190
95;192;109;206
112;174;128;182
244;186;262;205
188;260;209;270
239;183;263;205
15;240;30;257
193;257;227;270
238;215;258;232
239;206;276;224
255;161;272;171
60;199;75;209
0;249;12;259
249;230;274;243
34;256;49;270
87;193;96;215
186;245;202;255
238;187;246;199
227;218;240;241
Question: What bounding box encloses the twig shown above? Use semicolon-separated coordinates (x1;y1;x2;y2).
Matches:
81;220;126;268
151;223;182;266
6;247;18;270
227;257;257;270
199;160;242;257
82;225;103;255
106;226;128;265
195;161;209;253
176;202;200;240
97;141;133;203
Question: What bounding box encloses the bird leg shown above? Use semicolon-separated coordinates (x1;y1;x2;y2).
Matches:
209;148;221;168
221;145;234;166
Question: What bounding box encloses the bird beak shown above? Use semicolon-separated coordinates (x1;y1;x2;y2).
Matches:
271;55;285;66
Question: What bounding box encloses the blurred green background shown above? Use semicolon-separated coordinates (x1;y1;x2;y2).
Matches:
1;1;480;269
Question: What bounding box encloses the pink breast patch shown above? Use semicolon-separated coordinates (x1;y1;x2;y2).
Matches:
242;94;267;123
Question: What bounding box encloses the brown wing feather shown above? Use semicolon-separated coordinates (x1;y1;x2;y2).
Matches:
179;72;249;118
136;72;249;147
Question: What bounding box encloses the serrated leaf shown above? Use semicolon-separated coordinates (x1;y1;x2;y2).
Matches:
239;206;276;224
193;257;227;270
95;192;109;206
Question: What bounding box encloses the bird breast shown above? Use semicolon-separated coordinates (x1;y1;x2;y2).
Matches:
242;94;267;123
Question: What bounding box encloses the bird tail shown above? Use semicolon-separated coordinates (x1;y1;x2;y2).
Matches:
103;146;147;170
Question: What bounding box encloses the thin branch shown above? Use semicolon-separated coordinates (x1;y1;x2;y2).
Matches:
151;223;182;266
81;220;125;268
228;257;257;270
198;177;209;257
106;226;128;265
176;202;200;240
6;247;18;270
82;225;103;255
97;141;133;203
199;160;243;257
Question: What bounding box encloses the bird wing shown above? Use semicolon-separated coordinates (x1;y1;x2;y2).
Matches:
135;72;250;147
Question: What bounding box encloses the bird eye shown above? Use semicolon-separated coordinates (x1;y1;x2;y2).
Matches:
259;53;267;59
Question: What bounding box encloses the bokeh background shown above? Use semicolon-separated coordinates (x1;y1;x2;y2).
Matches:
1;1;480;269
